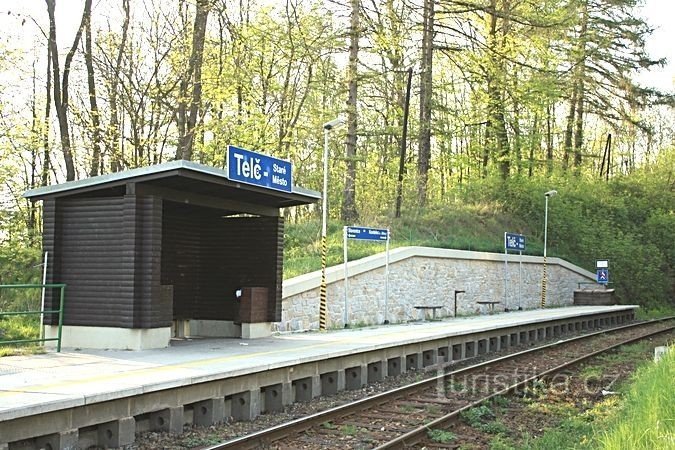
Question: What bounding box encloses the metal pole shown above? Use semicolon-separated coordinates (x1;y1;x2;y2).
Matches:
541;192;554;308
503;233;508;310
39;251;48;342
518;251;522;310
57;285;65;353
343;226;349;328
320;117;345;331
384;231;390;324
319;128;329;330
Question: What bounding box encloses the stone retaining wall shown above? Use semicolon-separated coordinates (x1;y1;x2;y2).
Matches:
277;247;600;332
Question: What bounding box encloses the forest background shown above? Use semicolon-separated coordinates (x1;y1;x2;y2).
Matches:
0;0;673;315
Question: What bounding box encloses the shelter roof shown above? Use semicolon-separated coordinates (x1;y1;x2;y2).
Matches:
23;160;320;210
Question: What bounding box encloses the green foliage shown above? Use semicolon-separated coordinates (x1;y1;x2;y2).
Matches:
461;404;495;428
599;348;675;449
427;428;456;444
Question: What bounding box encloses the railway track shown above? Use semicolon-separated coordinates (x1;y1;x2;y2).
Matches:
204;317;674;450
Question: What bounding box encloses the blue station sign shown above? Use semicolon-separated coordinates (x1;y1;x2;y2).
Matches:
597;268;609;284
227;145;292;193
346;226;389;241
504;232;526;251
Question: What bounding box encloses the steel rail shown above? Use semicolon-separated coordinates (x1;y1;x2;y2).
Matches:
204;317;674;450
374;321;675;449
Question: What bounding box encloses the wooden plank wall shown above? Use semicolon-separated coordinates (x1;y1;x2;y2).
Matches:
56;196;132;326
162;201;283;322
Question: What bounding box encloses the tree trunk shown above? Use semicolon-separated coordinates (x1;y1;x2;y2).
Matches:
46;0;84;181
563;82;577;171
83;0;102;177
108;0;130;173
176;0;211;161
395;68;412;218
417;0;434;205
42;37;52;187
341;0;360;222
573;1;588;170
486;0;510;179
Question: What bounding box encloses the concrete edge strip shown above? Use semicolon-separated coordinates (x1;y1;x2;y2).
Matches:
0;305;637;422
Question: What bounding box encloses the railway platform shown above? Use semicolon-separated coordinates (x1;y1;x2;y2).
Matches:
0;305;637;449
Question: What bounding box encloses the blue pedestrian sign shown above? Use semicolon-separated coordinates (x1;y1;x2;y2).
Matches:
346;226;389;241
504;232;526;251
597;268;609;284
227;145;292;193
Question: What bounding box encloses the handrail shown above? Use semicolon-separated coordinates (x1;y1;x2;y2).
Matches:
0;283;66;352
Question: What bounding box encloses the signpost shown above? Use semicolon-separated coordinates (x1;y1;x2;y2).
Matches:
596;260;610;285
504;232;526;310
344;226;390;326
227;145;292;192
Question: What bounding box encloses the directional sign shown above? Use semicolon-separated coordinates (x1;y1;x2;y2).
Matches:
346;226;389;241
504;232;526;251
227;145;292;193
597;268;609;284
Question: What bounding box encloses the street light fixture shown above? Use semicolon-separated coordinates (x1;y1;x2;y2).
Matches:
319;117;345;331
541;189;557;308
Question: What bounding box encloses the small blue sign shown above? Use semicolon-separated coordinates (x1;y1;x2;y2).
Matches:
346;226;389;241
227;145;292;193
505;232;526;251
597;268;609;284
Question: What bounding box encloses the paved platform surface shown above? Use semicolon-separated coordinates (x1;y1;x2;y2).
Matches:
0;305;636;422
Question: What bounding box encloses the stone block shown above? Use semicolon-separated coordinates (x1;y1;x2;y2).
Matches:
230;390;260;421
344;366;364;390
149;406;184;434
262;384;283;413
36;430;78;450
367;361;383;383
387;357;403;377
98;417;135;448
293;377;313;402
406;353;421;371
193;398;225;426
452;343;463;361
320;371;338;396
422;349;437;367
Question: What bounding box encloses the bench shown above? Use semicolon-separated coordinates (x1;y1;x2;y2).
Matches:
414;305;443;320
476;301;500;314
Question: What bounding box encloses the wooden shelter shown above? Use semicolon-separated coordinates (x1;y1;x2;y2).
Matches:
24;160;319;349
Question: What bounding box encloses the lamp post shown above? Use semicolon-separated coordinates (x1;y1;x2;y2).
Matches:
541;189;557;308
319;117;345;331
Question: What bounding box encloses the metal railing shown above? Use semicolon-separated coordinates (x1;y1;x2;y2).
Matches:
0;283;66;352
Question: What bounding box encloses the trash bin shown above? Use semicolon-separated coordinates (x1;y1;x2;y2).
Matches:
238;287;269;323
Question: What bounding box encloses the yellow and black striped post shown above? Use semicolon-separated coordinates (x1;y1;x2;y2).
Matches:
319;234;327;330
540;256;547;308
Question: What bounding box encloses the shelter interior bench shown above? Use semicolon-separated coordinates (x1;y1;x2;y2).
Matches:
414;305;443;320
476;301;501;314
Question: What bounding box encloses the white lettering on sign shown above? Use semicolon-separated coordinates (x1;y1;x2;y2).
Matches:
272;174;288;186
273;163;287;175
234;153;262;180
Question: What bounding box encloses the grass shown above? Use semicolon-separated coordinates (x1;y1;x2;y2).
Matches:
0;315;45;356
428;428;456;443
598;346;675;449
282;203;533;279
634;305;675;321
